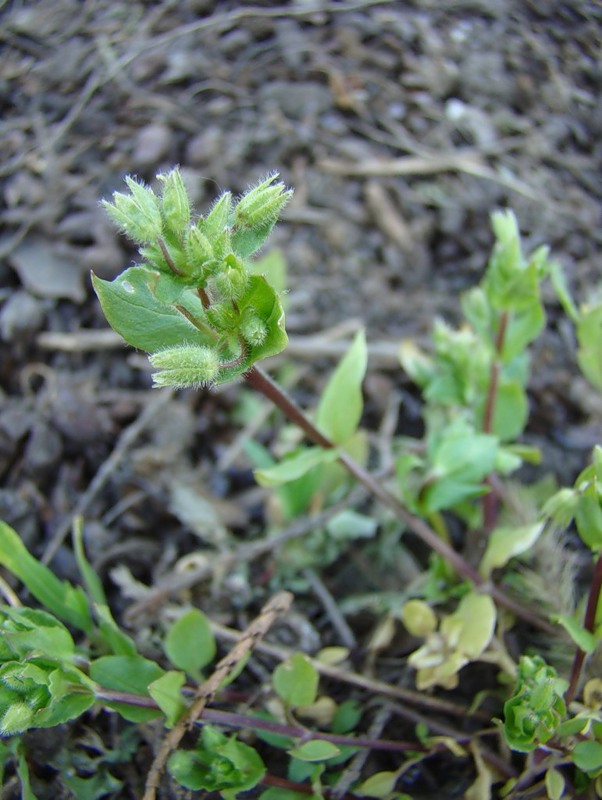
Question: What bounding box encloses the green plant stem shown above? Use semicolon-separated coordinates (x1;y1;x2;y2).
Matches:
482;310;509;531
565;551;602;704
244;365;556;634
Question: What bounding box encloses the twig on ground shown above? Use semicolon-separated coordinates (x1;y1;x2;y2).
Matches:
124;484;369;622
208;617;487;721
303;567;357;649
142;590;293;800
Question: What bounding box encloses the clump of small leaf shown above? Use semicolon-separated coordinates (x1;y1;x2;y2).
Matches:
502;655;568;752
167;725;265;799
397;210;555;525
94;169;292;386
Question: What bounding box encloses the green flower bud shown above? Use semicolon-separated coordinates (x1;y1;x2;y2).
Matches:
206;302;237;332
159;168;191;234
202;191;232;240
102;177;163;243
211;253;247;300
185;227;214;271
234;173;293;230
240;309;267;346
149;345;220;389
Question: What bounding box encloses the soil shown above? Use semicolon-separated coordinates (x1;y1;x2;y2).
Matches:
1;1;601;798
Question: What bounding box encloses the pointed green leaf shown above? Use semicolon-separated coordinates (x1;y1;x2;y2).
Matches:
479;522;544;578
0;521;91;633
255;446;339;487
577;304;602;391
148;670;187;726
316;331;367;444
553;615;597;654
91;267;209;353
288;739;340;762
359;770;400;798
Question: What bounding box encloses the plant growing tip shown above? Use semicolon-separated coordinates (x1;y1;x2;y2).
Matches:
95;168;291;387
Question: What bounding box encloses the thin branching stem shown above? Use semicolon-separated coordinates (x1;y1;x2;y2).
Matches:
244;364;557;634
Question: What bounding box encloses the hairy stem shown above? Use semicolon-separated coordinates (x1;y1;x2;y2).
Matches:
565;552;602;704
245;365;556;634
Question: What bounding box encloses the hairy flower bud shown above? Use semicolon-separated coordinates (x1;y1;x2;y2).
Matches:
203;192;232;240
234;173;293;230
102;177;163;243
149;345;220;389
240;310;268;346
211;253;247;300
185;227;214;275
159;168;191;234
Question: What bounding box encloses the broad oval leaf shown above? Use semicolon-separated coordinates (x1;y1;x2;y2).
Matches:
273;653;318;708
164;608;216;679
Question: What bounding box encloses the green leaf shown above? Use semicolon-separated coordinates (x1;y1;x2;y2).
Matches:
549;261;579;323
148;671;187;726
501;300;545;363
39;669;96;727
164;609;216;680
92;267;208;353
255;446;339;487
15;739;39;800
250;248;287;296
2;617;75;661
259;790;319;800
222;274;288;375
487;379;528;441
72;517;106;606
553;615;597;654
575;481;602;552
325;509;378;541
71;518;137;656
331;699;363;734
0;661;95;734
90;655;164;722
359;770;400;798
422;477;489;513
577;304;602;391
93;604;137;657
288;739;340;762
316;330;367;444
0;521;91;633
572;741;602;774
167;726;265;795
429;423;498;483
273;653;319;707
545;767;565;800
479;522;544;578
503;656;567;752
452;593;496;659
